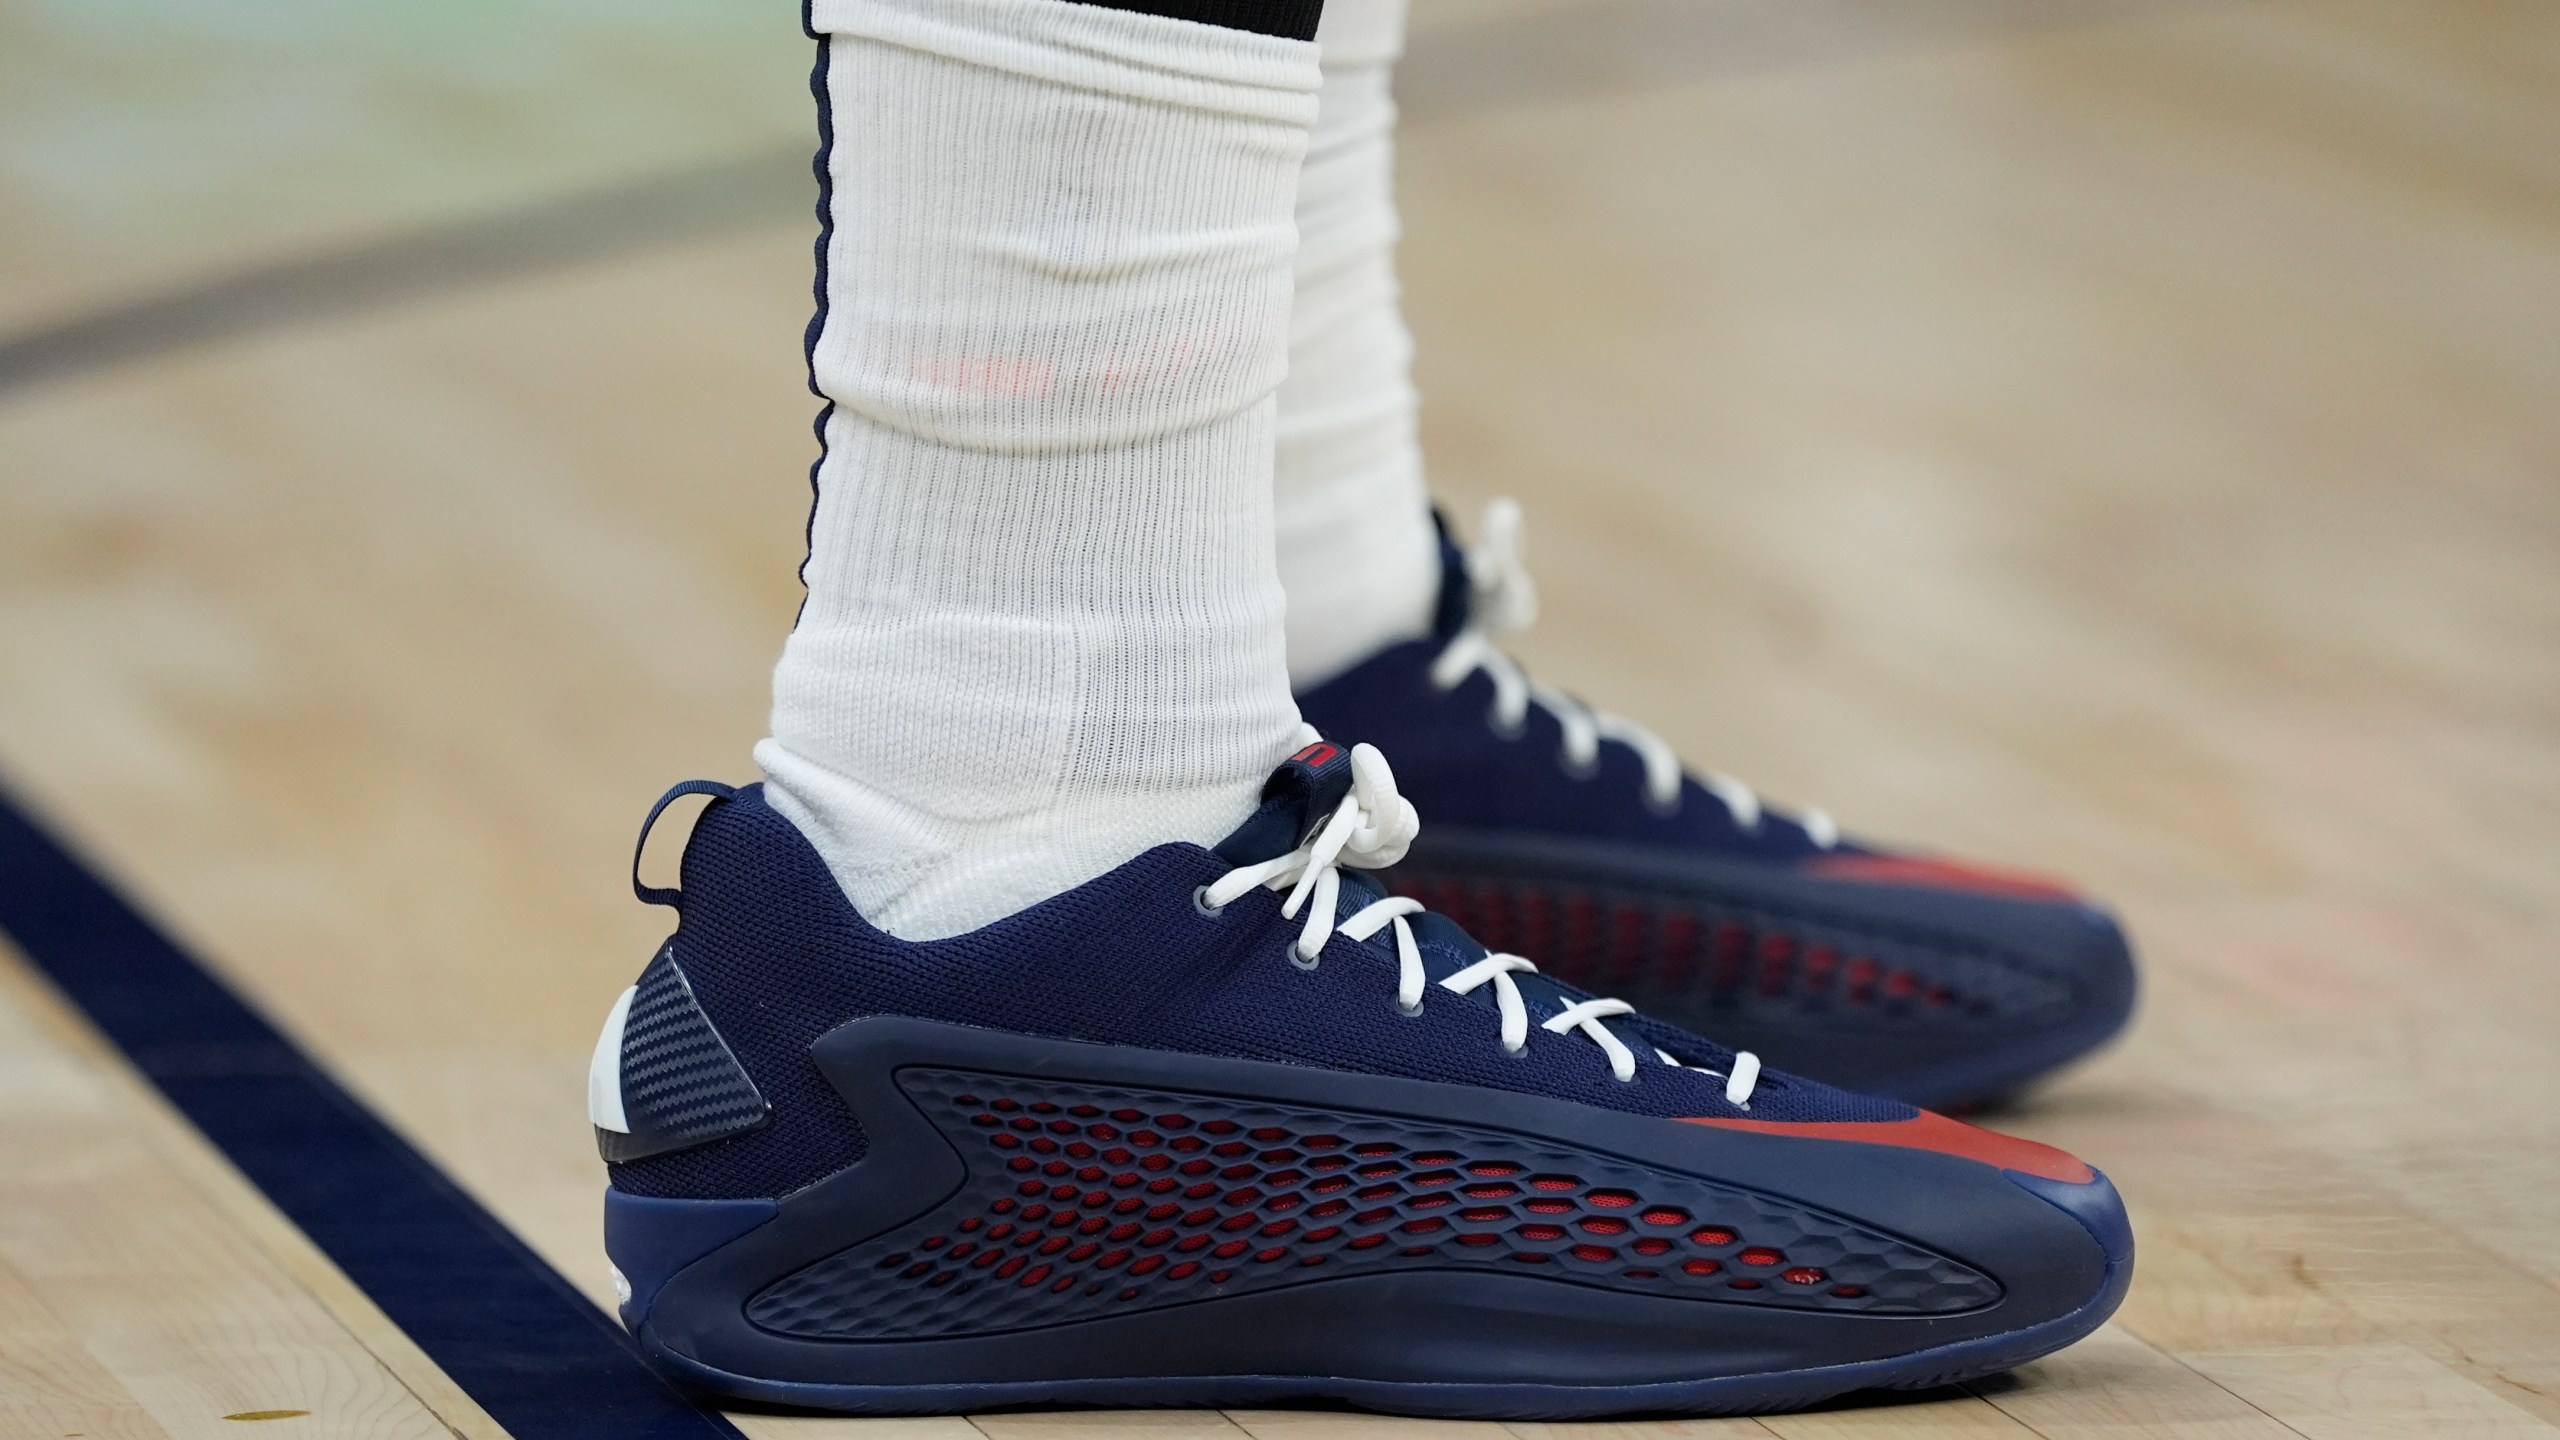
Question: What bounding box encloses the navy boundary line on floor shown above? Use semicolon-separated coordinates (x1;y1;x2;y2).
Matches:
0;776;745;1440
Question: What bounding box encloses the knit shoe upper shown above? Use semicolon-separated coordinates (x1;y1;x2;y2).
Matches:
605;745;1903;1207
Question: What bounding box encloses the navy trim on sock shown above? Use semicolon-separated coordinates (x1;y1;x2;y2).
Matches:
1066;0;1324;42
795;4;836;624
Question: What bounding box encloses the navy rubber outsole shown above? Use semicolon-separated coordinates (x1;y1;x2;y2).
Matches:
1850;985;2138;1115
639;1243;2129;1420
617;1018;2133;1420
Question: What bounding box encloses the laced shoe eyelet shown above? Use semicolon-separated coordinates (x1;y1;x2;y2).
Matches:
1559;749;1599;781
1193;886;1226;919
1644;788;1683;818
1487;710;1527;741
1290;948;1321;972
1396;998;1425;1018
1502;1042;1530;1060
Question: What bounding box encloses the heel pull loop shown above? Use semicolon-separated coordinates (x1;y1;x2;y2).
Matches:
632;780;736;909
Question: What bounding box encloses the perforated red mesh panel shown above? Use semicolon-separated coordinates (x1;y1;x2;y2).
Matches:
744;1071;1998;1339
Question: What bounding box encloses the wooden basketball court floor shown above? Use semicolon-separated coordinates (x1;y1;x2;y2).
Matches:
3;1;2556;1436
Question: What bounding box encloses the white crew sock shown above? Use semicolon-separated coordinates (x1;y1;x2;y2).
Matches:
758;0;1318;941
1272;0;1440;690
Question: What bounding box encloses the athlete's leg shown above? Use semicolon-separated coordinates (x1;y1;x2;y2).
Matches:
1272;0;1439;689
758;0;1323;939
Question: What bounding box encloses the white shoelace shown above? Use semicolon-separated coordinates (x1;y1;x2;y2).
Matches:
1430;499;1839;849
1200;737;1761;1105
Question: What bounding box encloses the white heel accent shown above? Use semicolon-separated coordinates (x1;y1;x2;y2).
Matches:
588;986;636;1133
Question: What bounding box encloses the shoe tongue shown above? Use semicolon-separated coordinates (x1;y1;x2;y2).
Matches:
1213;740;1356;865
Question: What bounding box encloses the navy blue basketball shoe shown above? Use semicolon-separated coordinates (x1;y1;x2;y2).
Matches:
1293;503;2138;1111
588;741;2131;1418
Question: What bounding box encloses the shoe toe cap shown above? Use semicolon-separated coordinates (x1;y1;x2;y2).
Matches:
2006;1164;2136;1270
1678;1108;2131;1329
1784;855;2141;1104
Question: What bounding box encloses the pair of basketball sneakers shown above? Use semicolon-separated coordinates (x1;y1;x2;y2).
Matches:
588;506;2138;1418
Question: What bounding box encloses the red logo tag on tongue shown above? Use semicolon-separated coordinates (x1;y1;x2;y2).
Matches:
1289;742;1342;769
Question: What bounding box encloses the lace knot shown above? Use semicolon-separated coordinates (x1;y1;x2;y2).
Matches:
1203;735;1759;1100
